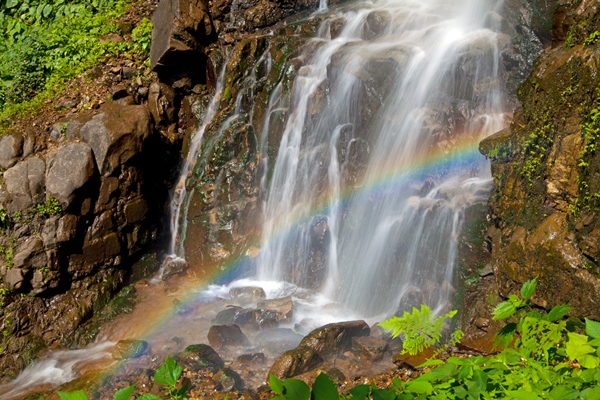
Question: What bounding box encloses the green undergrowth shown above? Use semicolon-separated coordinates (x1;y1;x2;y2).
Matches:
57;279;600;399
0;0;152;133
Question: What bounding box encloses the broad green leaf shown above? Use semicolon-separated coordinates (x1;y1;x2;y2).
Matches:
311;373;338;400
42;4;52;18
270;374;284;395
154;355;182;387
404;381;433;394
57;391;88;400
493;301;516;320
586;318;600;339
282;378;310;400
134;394;161;400
417;359;445;368
6;0;18;8
493;323;517;349
473;369;488;391
547;304;572;322
521;279;537;300
431;362;457;380
581;387;600;400
372;389;396;400
507;391;542;400
113;384;136;400
348;384;371;400
549;385;579;400
579;354;600;369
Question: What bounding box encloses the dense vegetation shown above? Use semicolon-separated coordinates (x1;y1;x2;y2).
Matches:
0;0;152;129
56;279;600;399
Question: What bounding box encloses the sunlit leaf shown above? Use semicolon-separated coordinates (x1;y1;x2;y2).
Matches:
586;318;600;339
493;301;516;320
521;279;537;300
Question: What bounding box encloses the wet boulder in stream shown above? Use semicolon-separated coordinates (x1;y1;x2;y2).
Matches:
299;320;370;356
179;344;224;372
208;324;250;349
268;346;323;380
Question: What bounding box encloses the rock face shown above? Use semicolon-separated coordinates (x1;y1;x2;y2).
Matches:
299;320;370;356
0;98;175;377
479;0;600;321
267;346;323;380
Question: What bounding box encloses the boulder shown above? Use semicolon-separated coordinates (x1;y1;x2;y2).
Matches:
268;346;323;380
207;324;250;349
79;104;153;176
229;286;266;305
0;132;24;170
212;367;244;391
112;339;149;359
46;143;95;207
299;320;370;356
255;328;303;354
148;83;177;126
212;306;254;326
179;344;224;372
150;0;215;84
236;352;265;365
13;237;46;270
256;296;293;323
351;336;388;361
5;268;24;290
4;156;46;212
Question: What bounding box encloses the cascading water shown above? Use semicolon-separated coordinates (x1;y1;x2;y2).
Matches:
255;0;506;317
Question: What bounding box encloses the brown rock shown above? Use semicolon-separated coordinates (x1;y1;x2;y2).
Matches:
148;83;177;126
179;343;224;372
351;336;388;361
213;368;244;391
268;346;323;380
229;286;266;305
46;142;96;208
256;296;293;323
0;132;24;170
299;320;370;356
124;198;148;224
236;352;265;365
112;339;149;359
207;324;250;349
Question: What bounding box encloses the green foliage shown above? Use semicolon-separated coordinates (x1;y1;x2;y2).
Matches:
57;390;88;400
35;197;63;216
154;356;187;400
0;207;12;229
0;0;139;125
132;18;152;56
270;374;311;400
584;31;600;47
379;305;462;356
521;121;554;186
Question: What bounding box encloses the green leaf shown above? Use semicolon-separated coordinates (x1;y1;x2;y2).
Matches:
507;391;542;400
549;385;579;400
404;381;432;394
282;378;310;400
372;389;396;400
493;323;517;349
113;384;136;400
417;359;445;368
57;391;88;400
586;318;600;339
270;374;284;395
135;395;162;400
154;355;182;387
579;354;600;369
6;0;18;8
348;384;371;400
42;4;52;18
580;387;600;400
493;301;516;320
311;373;338;400
547;304;572;322
521;279;537;300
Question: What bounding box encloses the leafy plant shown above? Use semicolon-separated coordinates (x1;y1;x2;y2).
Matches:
154;355;187;400
35;196;63;216
379;305;463;356
132;18;152;57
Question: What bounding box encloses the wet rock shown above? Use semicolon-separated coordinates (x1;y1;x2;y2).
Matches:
351;336;388;361
4;156;46;212
13;237;46;270
229;286;266;305
110;84;129;100
148;83;177;126
325;367;346;384
213;367;244;391
212;306;254;326
268;346;323;380
236;352;265;365
112;339;149;359
150;0;215;83
6;268;24;290
121;66;138;79
255;328;303;354
0;132;24;170
56;214;79;243
207;324;250;349
79;104;153;176
299;320;370;356
46;142;95;208
256;296;293;323
179;344;224;372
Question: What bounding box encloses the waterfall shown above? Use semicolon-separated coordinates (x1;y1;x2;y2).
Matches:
255;0;506;317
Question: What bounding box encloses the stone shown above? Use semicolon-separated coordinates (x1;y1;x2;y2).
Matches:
255;328;303;354
46;143;95;208
268;346;323;380
179;343;224;372
110;84;129;100
124;198;148;224
236;352;265;365
212;306;254;326
299;320;370;356
0;132;24;170
256;296;293;323
4;156;46;212
212;368;244;391
207;324;250;349
96;177;120;212
5;268;24;290
148;83;177;126
121;67;138;79
13;237;46;270
229;286;266;305
41;217;60;248
56;214;79;243
150;0;215;83
351;336;388;361
79;104;153;176
112;339;149;359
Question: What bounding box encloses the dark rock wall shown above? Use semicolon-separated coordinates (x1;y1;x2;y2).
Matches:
480;0;600;325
